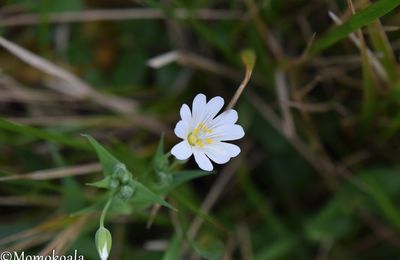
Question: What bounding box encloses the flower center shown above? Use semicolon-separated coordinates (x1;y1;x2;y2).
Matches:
187;123;213;148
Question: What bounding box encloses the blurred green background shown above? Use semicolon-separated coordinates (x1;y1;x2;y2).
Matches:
0;0;400;259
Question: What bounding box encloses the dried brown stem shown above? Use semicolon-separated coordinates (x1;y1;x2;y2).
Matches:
0;8;243;27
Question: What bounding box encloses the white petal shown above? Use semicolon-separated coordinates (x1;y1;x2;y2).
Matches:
204;145;230;164
217;142;241;157
180;104;191;122
192;93;207;126
204;96;224;122
174;120;189;139
171;141;192;160
211;109;238;128
100;244;109;260
210;124;244;141
193;149;213;171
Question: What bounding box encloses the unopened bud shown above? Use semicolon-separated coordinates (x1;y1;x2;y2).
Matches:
108;178;120;190
119;185;135;199
157;171;173;187
95;226;112;260
114;164;131;184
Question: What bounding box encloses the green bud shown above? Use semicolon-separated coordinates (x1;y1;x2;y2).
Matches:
157;171;173;186
108;178;120;190
119;171;131;184
113;163;131;184
95;226;112;260
112;163;126;177
154;155;169;173
119;185;135;200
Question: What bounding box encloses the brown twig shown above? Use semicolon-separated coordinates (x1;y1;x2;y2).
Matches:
0;36;137;114
0;163;101;182
0;9;243;27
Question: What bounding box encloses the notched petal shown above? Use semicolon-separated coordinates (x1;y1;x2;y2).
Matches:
171;141;192;160
174;120;189;139
193;149;213;171
180;104;192;121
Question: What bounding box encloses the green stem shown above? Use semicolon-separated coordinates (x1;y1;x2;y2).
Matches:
100;197;113;228
170;158;181;171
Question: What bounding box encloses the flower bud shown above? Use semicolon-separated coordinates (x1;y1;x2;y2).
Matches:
119;171;131;184
95;226;112;260
157;171;173;187
119;185;135;199
154;155;169;173
114;164;131;184
108;177;120;190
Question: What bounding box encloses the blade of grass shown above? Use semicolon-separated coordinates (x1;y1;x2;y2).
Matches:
348;1;379;128
0;36;137;114
311;0;400;53
367;20;399;84
0;118;89;150
328;11;388;83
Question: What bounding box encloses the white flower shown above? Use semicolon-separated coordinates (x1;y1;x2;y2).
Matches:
100;244;109;260
95;226;111;260
171;93;244;171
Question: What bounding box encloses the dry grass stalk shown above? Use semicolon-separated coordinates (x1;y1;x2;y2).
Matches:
0;8;243;27
328;11;388;82
275;69;295;137
0;36;137;114
0;163;101;181
0;196;60;206
39;214;91;255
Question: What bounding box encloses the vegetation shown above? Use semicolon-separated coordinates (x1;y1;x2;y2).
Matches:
0;0;400;259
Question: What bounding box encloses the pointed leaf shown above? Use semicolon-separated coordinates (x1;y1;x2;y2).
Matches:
83;134;121;177
191;236;224;260
311;0;400;53
165;170;213;193
162;235;181;260
86;176;111;189
154;134;165;159
132;179;177;211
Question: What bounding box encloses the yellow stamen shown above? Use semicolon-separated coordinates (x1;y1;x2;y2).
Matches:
188;133;197;146
187;123;213;148
196;140;204;148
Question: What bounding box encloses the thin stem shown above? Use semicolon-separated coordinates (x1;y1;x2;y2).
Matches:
169;157;185;171
226;50;255;110
100;197;113;228
226;67;253;110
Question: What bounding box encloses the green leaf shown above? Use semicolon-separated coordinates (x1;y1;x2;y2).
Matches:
153;134;169;173
86;176;111;189
191;236;224;260
361;171;400;230
254;237;297;260
162;235;181;260
367;20;399;83
132;180;177;211
305;193;354;241
0;118;88;150
311;0;400;53
155;134;165;158
83;134;121;177
360;32;378;127
171;191;222;232
62;177;85;214
165;170;213;193
71;196;109;216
